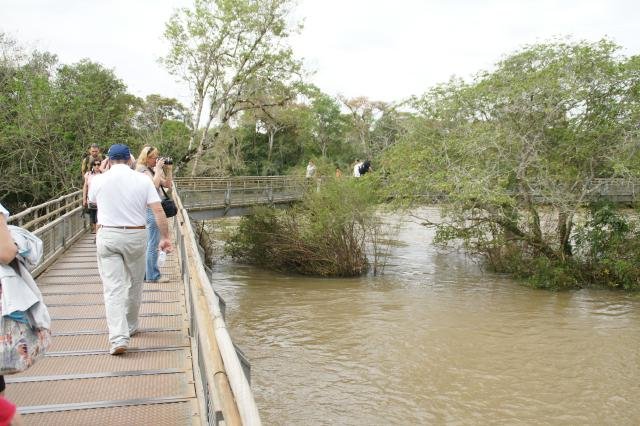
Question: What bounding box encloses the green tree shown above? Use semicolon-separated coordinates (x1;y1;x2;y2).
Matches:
56;60;137;150
161;0;304;175
0;34;139;208
308;89;345;158
133;94;191;163
369;107;408;157
339;95;386;156
383;39;640;288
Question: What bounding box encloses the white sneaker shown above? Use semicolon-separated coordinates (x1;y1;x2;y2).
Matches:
110;341;128;355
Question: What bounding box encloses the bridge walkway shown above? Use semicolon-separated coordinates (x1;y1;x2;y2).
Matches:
4;225;201;425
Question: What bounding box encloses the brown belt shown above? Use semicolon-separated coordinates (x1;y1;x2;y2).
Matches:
98;225;146;230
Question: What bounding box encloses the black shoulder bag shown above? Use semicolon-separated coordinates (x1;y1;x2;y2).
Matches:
160;186;177;218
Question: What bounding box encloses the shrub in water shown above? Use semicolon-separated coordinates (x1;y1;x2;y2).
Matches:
225;177;387;276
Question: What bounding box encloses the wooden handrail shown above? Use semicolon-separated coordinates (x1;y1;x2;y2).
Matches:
174;185;262;425
8;191;82;230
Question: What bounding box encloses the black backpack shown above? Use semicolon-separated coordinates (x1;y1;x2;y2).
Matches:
359;161;371;175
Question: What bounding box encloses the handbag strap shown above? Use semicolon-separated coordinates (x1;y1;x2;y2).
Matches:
160;185;171;199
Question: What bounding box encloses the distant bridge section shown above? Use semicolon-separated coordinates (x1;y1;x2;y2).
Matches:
174;176;311;220
590;178;640;203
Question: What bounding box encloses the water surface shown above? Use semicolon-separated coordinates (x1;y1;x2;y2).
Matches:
211;208;640;425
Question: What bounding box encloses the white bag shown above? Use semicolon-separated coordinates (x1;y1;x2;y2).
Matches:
8;225;43;271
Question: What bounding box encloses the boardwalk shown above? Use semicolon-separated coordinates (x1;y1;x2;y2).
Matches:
5;229;200;424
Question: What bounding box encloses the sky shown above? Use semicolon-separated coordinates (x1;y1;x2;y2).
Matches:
1;0;639;105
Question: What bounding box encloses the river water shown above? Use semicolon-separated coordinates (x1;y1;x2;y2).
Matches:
210;208;640;425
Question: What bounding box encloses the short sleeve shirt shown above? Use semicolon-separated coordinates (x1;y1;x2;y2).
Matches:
88;164;161;226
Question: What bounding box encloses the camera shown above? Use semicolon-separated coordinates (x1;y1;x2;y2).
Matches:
162;157;173;165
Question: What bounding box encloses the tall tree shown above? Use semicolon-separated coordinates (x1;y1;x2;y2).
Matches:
383;39;640;272
55;60;137;149
0;36;139;208
161;0;303;175
309;90;344;158
339;96;386;156
134;94;192;160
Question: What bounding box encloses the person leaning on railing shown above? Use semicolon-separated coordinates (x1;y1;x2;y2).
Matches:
135;146;173;283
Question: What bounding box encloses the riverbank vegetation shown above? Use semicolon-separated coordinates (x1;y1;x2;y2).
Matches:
382;39;640;290
225;178;391;277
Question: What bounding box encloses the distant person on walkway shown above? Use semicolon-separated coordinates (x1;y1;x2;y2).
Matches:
335;167;343;178
306;160;317;178
359;160;372;176
136;146;173;283
81;143;103;176
89;144;173;355
83;159;103;234
0;202;18;395
353;159;363;177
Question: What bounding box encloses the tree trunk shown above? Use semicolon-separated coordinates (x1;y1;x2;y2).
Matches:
190;112;217;177
557;211;573;258
267;130;274;162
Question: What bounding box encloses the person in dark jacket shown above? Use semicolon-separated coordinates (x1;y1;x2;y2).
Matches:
359;160;372;176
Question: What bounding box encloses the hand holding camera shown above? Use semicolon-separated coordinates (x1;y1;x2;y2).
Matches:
160;157;173;177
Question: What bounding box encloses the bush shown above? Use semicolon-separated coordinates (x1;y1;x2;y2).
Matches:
225;177;388;276
573;203;640;290
478;203;640;291
442;202;640;290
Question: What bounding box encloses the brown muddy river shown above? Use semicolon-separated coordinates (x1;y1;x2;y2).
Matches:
210;208;640;425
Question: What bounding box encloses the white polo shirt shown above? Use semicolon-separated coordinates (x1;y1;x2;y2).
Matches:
88;164;161;226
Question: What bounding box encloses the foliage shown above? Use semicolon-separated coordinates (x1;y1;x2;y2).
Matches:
222;86;395;177
225;177;388;276
161;0;304;175
573;203;640;290
0;38;140;209
134;94;192;165
382;38;640;290
0;34;192;210
339;95;406;158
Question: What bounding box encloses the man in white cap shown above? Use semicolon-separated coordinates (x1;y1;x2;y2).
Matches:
89;143;173;355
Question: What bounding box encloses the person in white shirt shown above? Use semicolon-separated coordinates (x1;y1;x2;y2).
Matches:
353;159;363;177
88;144;173;355
306;160;316;178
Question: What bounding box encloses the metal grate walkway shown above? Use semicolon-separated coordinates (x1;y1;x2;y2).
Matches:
4;232;201;425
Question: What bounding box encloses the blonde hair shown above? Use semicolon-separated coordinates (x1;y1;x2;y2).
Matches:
136;146;158;171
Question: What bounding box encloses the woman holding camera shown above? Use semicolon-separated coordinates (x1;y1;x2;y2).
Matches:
136;146;173;283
